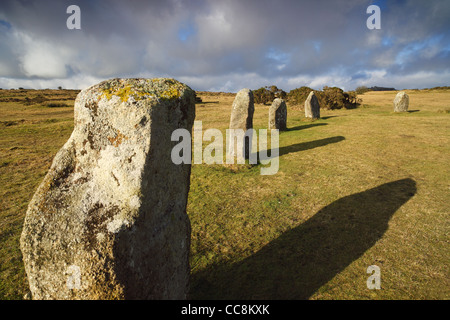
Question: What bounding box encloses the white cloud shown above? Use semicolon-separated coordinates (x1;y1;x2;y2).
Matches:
15;31;72;78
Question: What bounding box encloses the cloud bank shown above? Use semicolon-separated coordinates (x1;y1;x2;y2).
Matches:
0;0;449;91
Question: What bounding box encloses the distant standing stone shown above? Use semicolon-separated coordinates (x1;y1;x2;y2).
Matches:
305;91;320;119
269;98;287;130
228;88;254;158
393;91;409;112
20;78;195;300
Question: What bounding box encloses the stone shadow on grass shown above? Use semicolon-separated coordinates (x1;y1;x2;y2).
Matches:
250;136;345;161
278;136;345;157
286;123;328;132
198;101;220;104
320;116;339;119
190;178;416;299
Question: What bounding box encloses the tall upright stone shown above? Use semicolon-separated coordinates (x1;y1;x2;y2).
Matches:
268;98;287;130
393;91;409;112
228;88;254;159
305;91;320;119
20;78;195;300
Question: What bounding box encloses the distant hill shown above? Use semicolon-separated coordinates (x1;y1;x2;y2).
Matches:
368;86;396;91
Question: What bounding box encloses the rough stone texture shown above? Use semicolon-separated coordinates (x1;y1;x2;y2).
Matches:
268;98;287;130
305;91;320;119
393;91;409;112
20;78;195;300
228;88;254;158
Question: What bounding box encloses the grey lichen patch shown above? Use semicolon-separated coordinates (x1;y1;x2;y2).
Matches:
32;143;77;214
83;203;119;251
85;101;98;117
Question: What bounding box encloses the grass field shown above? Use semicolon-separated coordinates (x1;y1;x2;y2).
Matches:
0;88;449;299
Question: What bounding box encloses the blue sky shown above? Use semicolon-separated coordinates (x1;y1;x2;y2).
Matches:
177;20;197;42
0;0;449;92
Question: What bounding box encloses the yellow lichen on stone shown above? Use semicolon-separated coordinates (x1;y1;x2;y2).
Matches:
102;88;113;101
116;86;134;102
100;78;184;103
160;87;180;100
101;85;153;102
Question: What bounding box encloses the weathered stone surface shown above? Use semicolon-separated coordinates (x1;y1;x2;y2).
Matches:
268;98;287;130
393;91;409;112
20;78;195;300
228;88;254;158
305;91;320;119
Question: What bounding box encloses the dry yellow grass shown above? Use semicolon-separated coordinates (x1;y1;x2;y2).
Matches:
190;89;450;300
359;89;450;113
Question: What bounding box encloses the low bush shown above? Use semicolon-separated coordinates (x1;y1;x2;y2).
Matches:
355;86;369;94
287;86;360;110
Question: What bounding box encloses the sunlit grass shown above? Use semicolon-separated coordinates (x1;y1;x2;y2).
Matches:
0;88;448;299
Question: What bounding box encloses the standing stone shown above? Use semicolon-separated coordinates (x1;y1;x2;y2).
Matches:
393;91;409;112
228;88;254;159
20;78;195;300
305;91;320;119
268;98;287;130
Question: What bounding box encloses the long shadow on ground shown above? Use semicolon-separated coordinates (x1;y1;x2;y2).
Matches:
190;178;416;299
250;136;346;161
287;123;328;131
278;136;345;156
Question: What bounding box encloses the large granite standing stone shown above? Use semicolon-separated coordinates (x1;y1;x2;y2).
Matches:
20;78;195;300
268;98;287;130
305;91;320;119
393;91;409;112
228;88;254;158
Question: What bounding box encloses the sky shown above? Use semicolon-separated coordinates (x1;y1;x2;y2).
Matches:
0;0;449;92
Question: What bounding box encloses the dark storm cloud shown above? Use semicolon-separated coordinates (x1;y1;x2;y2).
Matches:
0;0;449;91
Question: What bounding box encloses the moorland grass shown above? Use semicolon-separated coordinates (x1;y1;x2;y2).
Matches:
0;89;448;299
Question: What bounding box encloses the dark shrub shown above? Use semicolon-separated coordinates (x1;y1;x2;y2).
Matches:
253;85;287;105
288;86;360;110
287;86;315;105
